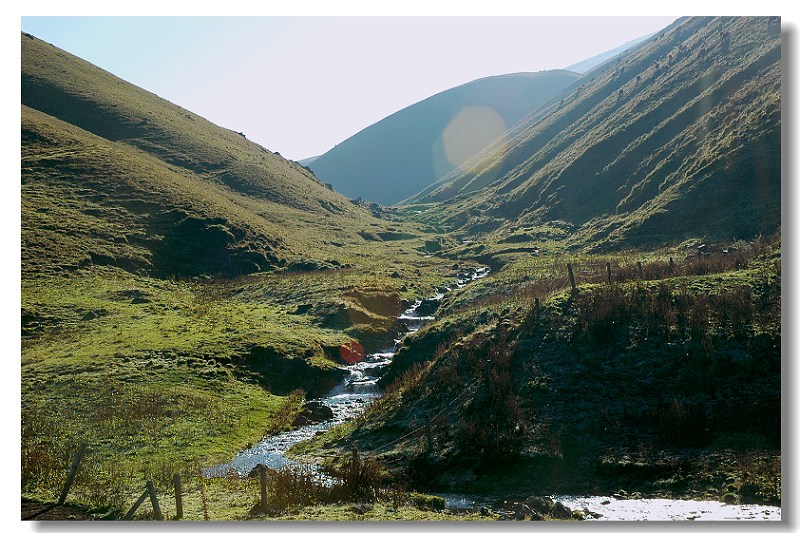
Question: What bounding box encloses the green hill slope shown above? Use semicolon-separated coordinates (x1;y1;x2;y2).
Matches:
21;32;353;215
308;71;581;205
412;17;781;251
21;32;468;509
23;104;292;278
21;32;413;278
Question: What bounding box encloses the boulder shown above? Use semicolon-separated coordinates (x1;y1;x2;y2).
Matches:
551;501;573;519
527;496;555;515
301;401;334;422
415;297;441;317
292;401;334;427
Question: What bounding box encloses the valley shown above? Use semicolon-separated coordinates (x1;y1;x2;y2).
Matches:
20;16;781;522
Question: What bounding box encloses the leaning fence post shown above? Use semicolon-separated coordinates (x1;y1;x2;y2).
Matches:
173;474;183;520
567;263;577;292
58;442;87;505
123;489;150;520
146;480;163;521
258;465;268;511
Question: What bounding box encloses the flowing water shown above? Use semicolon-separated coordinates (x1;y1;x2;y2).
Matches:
552;495;780;521
439;493;780;521
207;266;780;521
206;267;489;478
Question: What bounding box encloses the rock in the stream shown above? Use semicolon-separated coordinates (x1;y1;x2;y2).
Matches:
583;507;604;519
292;401;334;427
415;298;441;317
526;496;555;515
551;501;573;519
498;497;575;521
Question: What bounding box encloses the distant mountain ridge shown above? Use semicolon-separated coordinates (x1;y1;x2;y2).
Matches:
308;70;581;205
412;16;781;250
564;33;654;74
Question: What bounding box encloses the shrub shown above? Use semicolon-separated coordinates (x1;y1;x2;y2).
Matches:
454;331;527;461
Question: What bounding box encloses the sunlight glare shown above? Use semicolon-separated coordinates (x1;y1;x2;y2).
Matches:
441;106;507;169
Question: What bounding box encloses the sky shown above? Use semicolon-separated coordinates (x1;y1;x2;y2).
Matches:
20;16;679;161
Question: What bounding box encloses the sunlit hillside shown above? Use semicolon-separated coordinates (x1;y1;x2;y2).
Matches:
411;17;780;253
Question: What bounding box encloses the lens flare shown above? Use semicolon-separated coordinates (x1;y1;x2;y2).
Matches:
441;106;507;168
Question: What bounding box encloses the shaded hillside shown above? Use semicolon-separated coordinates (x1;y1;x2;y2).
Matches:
293;239;781;504
308;71;581;205
413;17;781;250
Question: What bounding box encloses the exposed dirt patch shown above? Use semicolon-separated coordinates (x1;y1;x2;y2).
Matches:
22;499;98;521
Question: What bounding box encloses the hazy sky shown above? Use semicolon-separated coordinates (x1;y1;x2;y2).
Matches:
21;17;678;161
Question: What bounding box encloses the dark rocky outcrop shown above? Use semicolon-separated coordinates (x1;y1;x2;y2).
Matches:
240;345;346;397
292;401;334;427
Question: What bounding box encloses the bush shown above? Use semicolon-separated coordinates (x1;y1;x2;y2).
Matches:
454;331;527;461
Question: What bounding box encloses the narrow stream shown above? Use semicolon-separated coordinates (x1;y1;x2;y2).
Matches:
206;267;489;478
206;265;780;521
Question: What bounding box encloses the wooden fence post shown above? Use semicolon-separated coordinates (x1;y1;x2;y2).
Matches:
258;465;268;512
669;256;675;274
637;261;644;278
123;489;150;520
58;442;87;505
567;263;577;292
173;474;183;520
606;262;612;283
534;297;541;324
146;480;163;521
351;446;360;473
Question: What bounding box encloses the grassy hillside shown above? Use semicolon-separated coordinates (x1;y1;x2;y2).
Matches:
20;32;471;515
21;32;352;215
308;71;581;205
411;17;781;251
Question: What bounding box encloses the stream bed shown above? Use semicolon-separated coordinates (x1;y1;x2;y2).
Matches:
207;266;780;521
206;267;489;478
553;495;780;521
440;493;780;521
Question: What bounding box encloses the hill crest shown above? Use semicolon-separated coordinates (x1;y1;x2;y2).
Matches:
308;69;581;205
